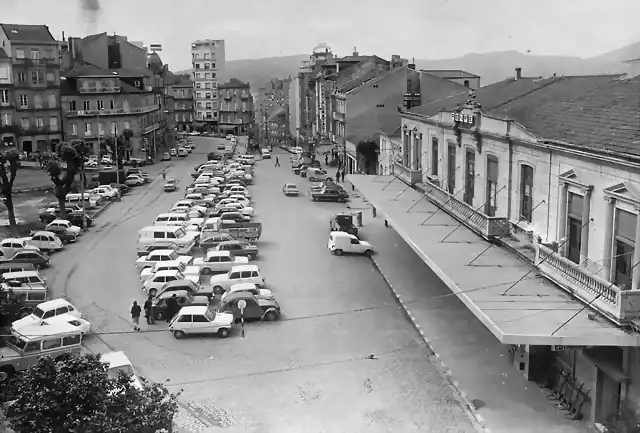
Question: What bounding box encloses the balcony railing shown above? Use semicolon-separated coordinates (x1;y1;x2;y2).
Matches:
535;244;640;324
65;105;159;117
332;111;345;121
78;86;122;94
142;122;160;135
417;173;510;239
393;161;421;185
14;57;58;66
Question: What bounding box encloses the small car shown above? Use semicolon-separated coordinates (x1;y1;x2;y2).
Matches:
169;148;178;156
0;238;40;258
329;213;358;236
36;225;77;244
12;298;81;330
125;174;145;186
164;179;178;192
192;250;249;275
219;292;280;322
92;185;119;200
151;289;209;321
161;152;171;161
198;232;236;250
262;151;271;159
101;351;143;390
209;264;265;295
178;148;189;157
220;282;274;302
38;205;84;224
1;249;50;268
328;231;374;256
142;269;199;296
169;305;234;339
215;240;258;260
46;219;81;236
100;155;113;165
26;231;64;252
283;183;299;196
311;188;349;203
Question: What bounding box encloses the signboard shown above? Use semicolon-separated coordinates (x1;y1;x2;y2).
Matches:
451;112;476;126
551;345;570;352
149;44;163;52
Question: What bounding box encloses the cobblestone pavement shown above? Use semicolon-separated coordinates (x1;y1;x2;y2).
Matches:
40;140;478;432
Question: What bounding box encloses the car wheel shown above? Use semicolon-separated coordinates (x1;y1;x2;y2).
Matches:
213;285;224;295
217;328;230;338
149;288;158;297
264;311;278;321
334;249;343;256
173;330;186;339
364;249;373;257
0;366;14;383
155;311;165;321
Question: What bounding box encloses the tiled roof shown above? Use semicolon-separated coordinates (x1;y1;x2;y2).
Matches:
218;78;250;89
340;67;387;93
62;61;117;78
421;69;480;79
0;24;54;42
338;55;389;65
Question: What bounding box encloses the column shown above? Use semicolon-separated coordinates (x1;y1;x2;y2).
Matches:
579;188;592;263
557;182;569;257
632;207;640;291
602;197;615;282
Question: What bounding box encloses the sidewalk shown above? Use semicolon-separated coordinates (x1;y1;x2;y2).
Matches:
337;177;592;433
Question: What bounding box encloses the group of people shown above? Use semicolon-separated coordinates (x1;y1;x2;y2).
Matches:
130;294;182;331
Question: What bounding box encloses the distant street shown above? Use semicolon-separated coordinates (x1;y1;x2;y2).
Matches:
40;137;477;432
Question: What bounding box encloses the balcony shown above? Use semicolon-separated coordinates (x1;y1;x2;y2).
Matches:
79;86;122;94
141;122;160;135
535;244;640;324
240;93;249;100
223;95;232;100
393;162;421;185
64;105;159;117
14;57;58;68
416;172;510;239
16;104;58;112
333;111;345;121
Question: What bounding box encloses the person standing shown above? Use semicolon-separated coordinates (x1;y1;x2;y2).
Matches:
336;170;341;182
166;294;179;323
341;171;346;183
130;301;142;331
324;154;329;166
275;156;280;167
144;296;154;325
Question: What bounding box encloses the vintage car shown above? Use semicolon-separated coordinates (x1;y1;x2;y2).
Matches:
163;179;178;192
282;183;299;196
219;292;280;322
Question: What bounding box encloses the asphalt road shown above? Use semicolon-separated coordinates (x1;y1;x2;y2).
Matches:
40;137;476;433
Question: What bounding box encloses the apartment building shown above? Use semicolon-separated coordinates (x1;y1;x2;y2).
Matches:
166;73;194;132
0;48;15;147
217;78;253;135
0;24;62;153
191;39;225;127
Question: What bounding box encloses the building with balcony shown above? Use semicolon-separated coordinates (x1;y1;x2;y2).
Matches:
0;23;62;154
217;78;253;136
165;73;194;132
191;39;225;127
350;68;640;428
60;62;160;159
266;106;287;147
288;76;300;141
0;48;16;147
146;52;170;150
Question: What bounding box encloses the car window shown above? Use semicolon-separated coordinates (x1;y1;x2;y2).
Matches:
240;271;252;278
351;238;359;245
251;271;259;277
192;314;208;323
68;305;75;312
24;341;41;352
63;335;81;346
177;315;192;323
229;272;240;279
154;276;165;283
207;256;219;263
42;338;62;350
54;306;68;315
166;276;177;282
153;232;164;239
42;309;55;319
220;256;230;262
245;298;258;308
28;276;41;283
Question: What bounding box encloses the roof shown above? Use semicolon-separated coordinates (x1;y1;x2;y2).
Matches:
421;69;480;79
62;61;118;78
0;24;55;42
267;106;285;121
177;305;208;314
163;279;199;288
339;65;389;93
230;282;257;290
0;49;9;60
13;321;80;339
409;74;640;156
35;298;72;309
205;250;231;257
155;269;182;277
100;351;132;368
147;249;177;255
223;291;257;302
230;264;259;272
218;78;250;89
338;55;389;65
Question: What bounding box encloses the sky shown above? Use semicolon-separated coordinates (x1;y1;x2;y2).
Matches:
2;0;640;71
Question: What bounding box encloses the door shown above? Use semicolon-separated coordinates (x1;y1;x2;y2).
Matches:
192;314;215;333
350;237;361;253
243;298;263;319
463;150;475;205
567;217;582;264
447;144;456;194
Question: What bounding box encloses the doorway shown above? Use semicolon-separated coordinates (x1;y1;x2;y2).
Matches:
566;192;584;264
447;144;456;194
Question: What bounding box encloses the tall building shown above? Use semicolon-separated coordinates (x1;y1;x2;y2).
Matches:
217;78;253;136
0;24;62;154
190;39;225;128
165;72;194;132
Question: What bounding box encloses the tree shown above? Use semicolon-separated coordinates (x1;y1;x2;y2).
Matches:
2;353;179;433
0;150;21;228
46;140;88;219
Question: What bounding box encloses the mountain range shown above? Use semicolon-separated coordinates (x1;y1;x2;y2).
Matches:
175;41;640;89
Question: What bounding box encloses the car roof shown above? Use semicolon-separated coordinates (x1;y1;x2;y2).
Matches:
230;282;257;291
50;219;70;224
163;279;198;289
0;262;35;269
3;270;40;278
155;269;182;276
217;240;241;246
206;250;231;257
178;305;208;315
147;249;178;255
230;264;259;272
13;321;81;338
158;289;190;299
100;351;133;368
35;298;73;310
155;260;182;268
223;291;257;302
1;238;25;243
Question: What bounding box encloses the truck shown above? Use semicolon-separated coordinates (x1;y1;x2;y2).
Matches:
201;217;262;242
98;169;127;185
329;213;359;236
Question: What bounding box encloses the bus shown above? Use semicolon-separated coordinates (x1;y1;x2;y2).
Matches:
0;322;83;382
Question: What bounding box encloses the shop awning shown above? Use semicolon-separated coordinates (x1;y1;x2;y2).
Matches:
219;125;238;131
350;174;640;347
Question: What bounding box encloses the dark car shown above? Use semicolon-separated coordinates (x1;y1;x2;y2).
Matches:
39;206;82;224
208;152;217;161
311;188;349;203
219;292;280;322
154;279;202;299
329;213;358;236
199;232;236;250
1;250;50;268
215;240;258;260
110;183;129;194
151;289;209;321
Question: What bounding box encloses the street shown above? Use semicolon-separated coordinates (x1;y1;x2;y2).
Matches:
40;137;477;433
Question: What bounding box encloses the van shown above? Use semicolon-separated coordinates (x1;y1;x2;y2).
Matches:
138;226;199;254
154;213;189;226
65;193;99;208
327;231;374;256
238;155;255;166
239;164;253;175
307;167;330;182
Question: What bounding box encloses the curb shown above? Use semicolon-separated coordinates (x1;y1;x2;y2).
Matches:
90;201;112;219
14;186;52;194
368;255;491;433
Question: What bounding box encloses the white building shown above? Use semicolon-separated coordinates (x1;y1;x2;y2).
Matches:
288;76;300;140
191;39;226;127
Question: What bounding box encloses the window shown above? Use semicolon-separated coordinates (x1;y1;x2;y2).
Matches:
485;155;498;216
431;137;439;176
97;100;104;110
195;63;201;69
71;123;78;135
30;49;39;60
0;89;8;105
205;73;210;79
566;192;584;264
49;117;58;130
205;83;211;89
19;94;28;108
463;149;475;205
204;63;210;70
83;100;90;110
464;80;470;88
48;94;56;108
413;134;422;170
519;165;534;222
134;80;141;87
46;72;55;82
98;122;104;135
181;89;185;98
17;72;25;82
42;338;62;350
84;122;91;136
193;315;208;322
614;209;636;290
35;117;43;128
447;143;456;194
24;341;40;352
1;113;10;126
212;63;216;69
196;83;201;89
15;49;24;59
62;335;81;346
123;99;129;110
34;94;42;108
402;132;410;166
178;314;192;322
20;118;29;129
212;72;216;79
68;100;76;111
110;121;116;134
31;71;43;84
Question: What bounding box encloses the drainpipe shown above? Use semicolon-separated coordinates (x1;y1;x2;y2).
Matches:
546;147;553;241
506;120;514;219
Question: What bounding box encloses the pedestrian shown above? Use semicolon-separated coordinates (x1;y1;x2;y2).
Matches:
275;156;280;167
130;301;142;331
144;296;154;325
162;171;166;180
341;171;346;183
324;154;328;166
336;170;341;182
166;294;179;323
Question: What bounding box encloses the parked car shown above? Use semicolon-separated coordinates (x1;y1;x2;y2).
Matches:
169;305;234;339
139;260;201;282
219;292;280;322
135;249;193;271
1;250;50;268
0;238;39;258
11;298;81;330
45;219;81;236
164;179;178;192
329;213;359;236
220;282;274;302
328;231;374;256
169;148;178;157
283;183;299;196
101;351;143;390
262;151;271;159
311;188;349;203
25;231;64;252
35;225;77;244
38;205;84;224
192;250;249;275
154;279;203;299
161;152;171;161
215;240;258;260
198;232;236;250
142;269;199;296
151;289;209;321
209;265;265;295
125;174;145;186
91;185;119;200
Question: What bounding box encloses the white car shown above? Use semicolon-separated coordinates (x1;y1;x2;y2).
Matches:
221;283;274;302
173;199;195;210
219;202;254;217
209;264;265;295
101;351;143;390
46;219;81;236
169;148;178;156
228;194;251;207
328;231;374;256
135;249;193;271
142;269;200;296
26;231;63;252
54;314;92;335
125;174;145;186
86;160;98;168
12;298;82;330
139;260;201;282
169;306;234;339
92;185;119;199
101;155;113;165
192;250;249;275
0;238;40;257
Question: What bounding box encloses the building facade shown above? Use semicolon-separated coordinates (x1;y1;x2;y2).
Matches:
191;39;225;126
0;48;16;147
288;76;300;140
217;78;253;136
166;73;194;132
60;62;160;159
0;24;62;154
360;70;640;428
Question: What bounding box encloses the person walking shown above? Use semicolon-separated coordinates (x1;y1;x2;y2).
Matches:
341;171;346;183
275;156;280;167
324;154;329;166
335;170;341;182
165;294;179;323
130;301;142;331
144;296;154;325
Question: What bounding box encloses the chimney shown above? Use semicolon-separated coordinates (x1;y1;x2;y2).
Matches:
408;57;415;70
515;67;522;80
62;31;65;42
353;46;358;56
